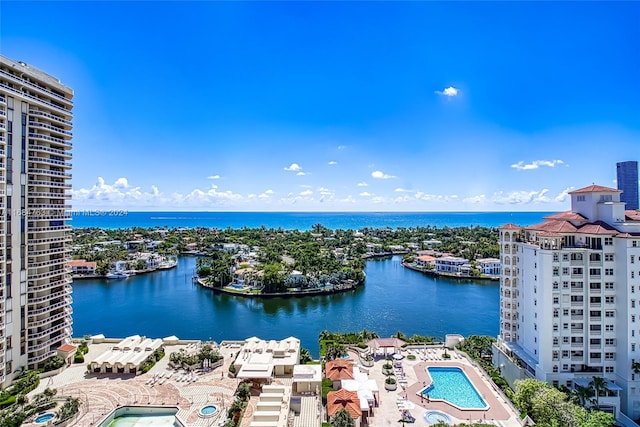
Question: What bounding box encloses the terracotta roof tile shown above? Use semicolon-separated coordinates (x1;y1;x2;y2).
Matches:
325;359;354;381
327;389;362;419
626;210;640;221
58;343;77;353
526;220;579;233
569;185;621;194
577;221;618;235
543;211;588;221
499;224;521;230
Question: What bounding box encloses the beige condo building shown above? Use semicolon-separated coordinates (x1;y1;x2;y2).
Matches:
0;55;73;386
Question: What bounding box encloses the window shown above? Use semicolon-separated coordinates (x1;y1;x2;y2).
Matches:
605;296;615;304
605;268;614;276
590;338;601;345
553;365;559;373
605;237;613;245
605;311;615;318
563;309;569;316
632;255;636;264
563;364;569;371
590;268;601;276
590;352;601;359
553;253;559;262
553;268;559;276
605;338;615;345
563;337;570;344
634;241;638;248
577;195;586;202
632;315;636;323
605;253;614;261
573;268;583;275
553;282;559;290
590;296;601;304
563;267;570;275
553;309;559;318
605;325;614;332
605;352;616;360
553;337;559;345
606;366;614;373
590;282;601;290
563;323;569;330
534;323;537;330
562;350;569;358
554;297;559;304
563;281;569;288
605;282;614;290
563;254;569;261
553;324;559;332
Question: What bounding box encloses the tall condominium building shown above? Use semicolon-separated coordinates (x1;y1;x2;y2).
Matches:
0;55;73;386
617;161;639;211
494;184;640;420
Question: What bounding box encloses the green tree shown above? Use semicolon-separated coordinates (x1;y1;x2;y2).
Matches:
588;376;610;410
300;347;313;364
573;406;615;427
330;408;355;427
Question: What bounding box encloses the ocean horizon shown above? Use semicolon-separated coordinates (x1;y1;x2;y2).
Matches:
69;210;552;230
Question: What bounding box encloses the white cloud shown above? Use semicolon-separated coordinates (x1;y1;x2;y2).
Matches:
337;145;347;151
435;86;459;97
359;192;372;197
284;163;302;172
492;189;553;205
554;187;573;202
463;194;487;204
357;182;368;187
511;159;566;171
296;171;307;176
394;188;413;193
317;187;334;196
299;190;313;196
207;175;221;180
264;189;274;194
371;170;396;179
328;161;337;165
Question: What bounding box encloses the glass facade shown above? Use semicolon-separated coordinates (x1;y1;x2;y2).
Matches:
617;161;638;210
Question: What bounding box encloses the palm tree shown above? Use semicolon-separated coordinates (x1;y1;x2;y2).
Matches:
589;376;610;410
331;408;355;427
571;385;595;407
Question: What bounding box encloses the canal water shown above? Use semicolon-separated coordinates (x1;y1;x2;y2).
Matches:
71;255;499;356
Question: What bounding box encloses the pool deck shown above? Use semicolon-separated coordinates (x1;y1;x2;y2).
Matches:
358;347;523;427
21;342;522;427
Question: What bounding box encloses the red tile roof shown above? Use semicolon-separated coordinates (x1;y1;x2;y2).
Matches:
526;220;579;233
543;211;587;221
569;185;621;194
626;210;640;221
499;224;521;230
69;260;97;268
325;359;354;381
577;221;618;235
58;343;77;353
327;389;362;419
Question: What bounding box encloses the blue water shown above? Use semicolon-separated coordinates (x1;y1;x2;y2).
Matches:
423;367;487;409
199;405;218;416
71;255;499;357
35;414;55;424
70;211;548;230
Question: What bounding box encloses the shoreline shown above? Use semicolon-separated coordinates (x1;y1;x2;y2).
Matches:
195;278;363;298
402;261;499;281
72;263;177;280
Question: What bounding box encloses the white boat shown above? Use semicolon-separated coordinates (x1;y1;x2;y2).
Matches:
106;271;129;279
157;259;178;270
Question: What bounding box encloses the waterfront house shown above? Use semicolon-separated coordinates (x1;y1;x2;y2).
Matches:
89;335;163;374
476;257;501;275
69;259;97;275
435;256;469;274
415;255;436;269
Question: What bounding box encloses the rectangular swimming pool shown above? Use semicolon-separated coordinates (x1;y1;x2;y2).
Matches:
422;367;488;409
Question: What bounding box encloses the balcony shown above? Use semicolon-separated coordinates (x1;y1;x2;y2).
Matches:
28;168;72;178
29;144;71;158
28;319;72;340
28;191;72;200
26;296;72;316
0;82;70;115
28;156;72;168
28;121;73;137
29;308;72;328
28;278;70;293
29;180;72;189
28;235;71;245
27;349;57;366
0;69;73;105
28;110;72;127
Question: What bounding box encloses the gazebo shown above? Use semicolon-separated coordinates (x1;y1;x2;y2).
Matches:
366;337;406;357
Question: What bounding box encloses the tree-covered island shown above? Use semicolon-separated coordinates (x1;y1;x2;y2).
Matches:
71;224;500;293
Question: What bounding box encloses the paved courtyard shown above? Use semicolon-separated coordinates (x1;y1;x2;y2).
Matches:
21;341;522;427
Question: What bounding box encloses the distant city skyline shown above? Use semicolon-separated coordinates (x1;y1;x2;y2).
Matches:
2;1;639;211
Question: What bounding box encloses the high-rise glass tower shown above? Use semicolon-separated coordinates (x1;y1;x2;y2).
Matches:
0;55;73;386
617;161;639;210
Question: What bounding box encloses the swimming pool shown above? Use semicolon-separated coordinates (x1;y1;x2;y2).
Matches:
228;284;246;290
199;405;218;417
422;367;488;409
99;406;184;427
34;413;55;424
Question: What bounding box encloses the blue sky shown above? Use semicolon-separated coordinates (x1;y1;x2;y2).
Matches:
3;1;640;211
